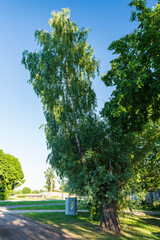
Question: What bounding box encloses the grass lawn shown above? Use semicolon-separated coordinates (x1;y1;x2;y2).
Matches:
136;206;160;211
10;204;66;210
0;200;65;206
9;203;88;210
21;212;160;240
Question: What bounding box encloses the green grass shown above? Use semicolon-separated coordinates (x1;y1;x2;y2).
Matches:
0;200;65;206
9;203;88;210
10;204;66;210
21;212;160;239
136;204;160;212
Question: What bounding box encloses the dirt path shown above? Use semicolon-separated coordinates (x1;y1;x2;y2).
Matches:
0;208;77;240
133;210;160;216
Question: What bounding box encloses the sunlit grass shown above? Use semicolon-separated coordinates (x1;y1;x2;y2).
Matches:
9;203;88;210
21;212;160;239
0;200;65;206
10;204;66;210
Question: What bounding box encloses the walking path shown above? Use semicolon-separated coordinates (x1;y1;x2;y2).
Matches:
133;210;160;216
0;208;77;240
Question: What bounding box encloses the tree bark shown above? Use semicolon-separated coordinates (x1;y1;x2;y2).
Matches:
50;179;54;192
150;191;154;206
100;201;122;232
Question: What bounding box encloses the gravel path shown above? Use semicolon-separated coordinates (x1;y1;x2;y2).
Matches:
0;208;77;240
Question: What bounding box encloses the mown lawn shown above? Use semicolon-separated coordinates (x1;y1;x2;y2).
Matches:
21;212;160;240
9;203;88;210
0;200;65;206
10;204;66;210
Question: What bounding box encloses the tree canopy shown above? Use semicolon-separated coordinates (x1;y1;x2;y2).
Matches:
0;149;25;200
101;0;160;132
22;187;31;194
44;167;55;192
22;2;160;232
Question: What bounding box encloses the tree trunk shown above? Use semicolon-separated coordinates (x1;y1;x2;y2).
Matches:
100;201;122;233
50;179;53;192
150;191;154;206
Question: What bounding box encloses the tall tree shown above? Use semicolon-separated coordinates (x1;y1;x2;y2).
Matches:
22;7;146;232
22;7;99;200
0;150;25;200
101;0;160;132
44;167;55;192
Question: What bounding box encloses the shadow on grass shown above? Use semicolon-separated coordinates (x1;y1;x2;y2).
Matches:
22;212;160;240
140;216;160;227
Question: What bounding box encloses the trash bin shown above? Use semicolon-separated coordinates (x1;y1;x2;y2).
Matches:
65;197;77;215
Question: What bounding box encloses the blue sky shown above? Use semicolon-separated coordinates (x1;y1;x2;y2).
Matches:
0;0;156;190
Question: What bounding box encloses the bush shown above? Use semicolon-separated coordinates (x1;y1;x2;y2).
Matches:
0;191;10;200
22;187;31;194
17;195;26;198
14;189;22;195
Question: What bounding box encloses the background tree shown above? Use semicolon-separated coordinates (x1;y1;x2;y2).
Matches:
44;167;55;192
32;189;44;194
13;189;22;195
101;0;160;132
22;187;31;194
135;121;160;205
0;149;25;200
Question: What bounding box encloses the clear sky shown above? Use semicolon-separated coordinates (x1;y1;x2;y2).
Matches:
0;0;156;190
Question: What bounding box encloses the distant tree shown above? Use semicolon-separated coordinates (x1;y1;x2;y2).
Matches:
39;189;44;193
32;189;39;194
0;149;25;200
13;189;22;195
22;187;31;194
44;167;55;192
32;189;44;194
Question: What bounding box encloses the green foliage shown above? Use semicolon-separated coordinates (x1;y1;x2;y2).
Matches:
101;0;160;132
17;194;26;198
13;189;22;195
32;189;44;194
44;167;55;192
135;121;160;192
0;150;25;200
59;180;69;193
22;8;100;199
22;6;145;209
22;5;159;230
22;187;31;194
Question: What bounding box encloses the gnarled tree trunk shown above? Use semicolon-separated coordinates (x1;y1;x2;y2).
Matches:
100;201;121;232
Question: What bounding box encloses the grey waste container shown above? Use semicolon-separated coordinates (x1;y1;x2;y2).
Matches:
65;197;77;215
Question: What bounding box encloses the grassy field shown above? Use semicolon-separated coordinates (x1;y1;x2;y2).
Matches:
21;212;160;240
0;200;65;206
10;204;66;210
9;203;88;210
